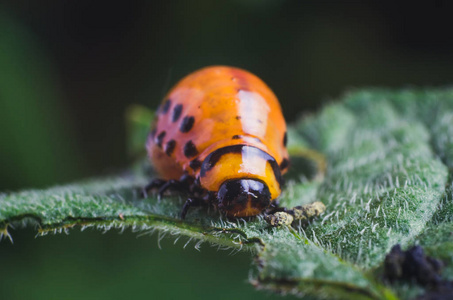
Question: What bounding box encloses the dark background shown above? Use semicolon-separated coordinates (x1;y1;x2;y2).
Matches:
1;1;453;299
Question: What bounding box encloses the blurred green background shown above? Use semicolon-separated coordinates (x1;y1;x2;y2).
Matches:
1;1;453;299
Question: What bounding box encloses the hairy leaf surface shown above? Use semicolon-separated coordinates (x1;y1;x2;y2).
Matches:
2;89;453;299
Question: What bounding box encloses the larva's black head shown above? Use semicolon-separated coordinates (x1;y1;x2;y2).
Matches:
217;179;271;217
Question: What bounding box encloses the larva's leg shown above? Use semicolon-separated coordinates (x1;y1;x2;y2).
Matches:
142;179;166;198
143;174;194;199
156;174;195;199
157;180;188;200
181;197;205;219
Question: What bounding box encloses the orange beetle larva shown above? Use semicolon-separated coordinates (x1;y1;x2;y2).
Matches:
145;66;289;218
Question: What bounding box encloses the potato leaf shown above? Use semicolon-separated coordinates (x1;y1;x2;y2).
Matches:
3;88;453;299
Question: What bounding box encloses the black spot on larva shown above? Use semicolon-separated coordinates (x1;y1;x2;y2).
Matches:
199;145;283;188
268;159;284;188
283;132;288;147
172;104;183;122
164;139;176;156
280;158;289;170
232;135;242;139
161;99;171;114
200;145;243;177
156;131;166;148
189;159;202;171
180;116;195;133
184;140;198;158
235;116;241;120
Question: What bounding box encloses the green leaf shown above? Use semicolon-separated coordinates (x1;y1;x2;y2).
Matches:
3;88;453;299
